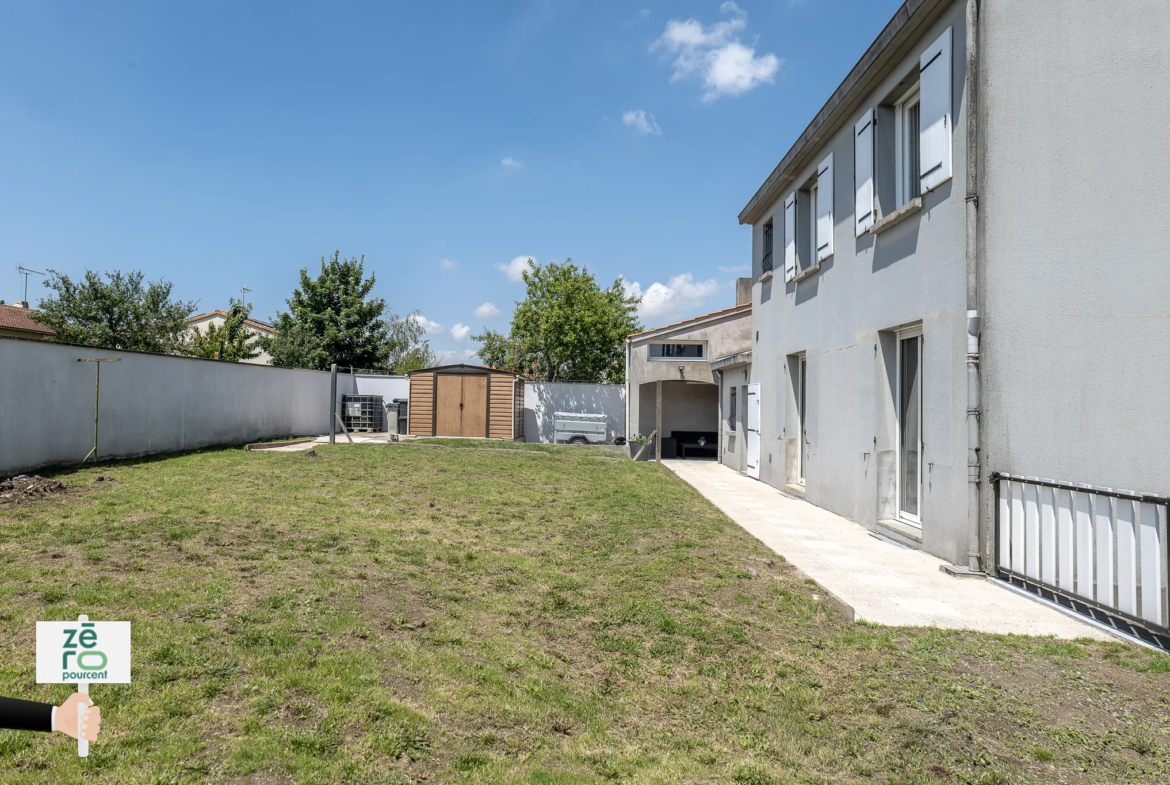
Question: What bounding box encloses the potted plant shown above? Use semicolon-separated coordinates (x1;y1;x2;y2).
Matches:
628;433;653;461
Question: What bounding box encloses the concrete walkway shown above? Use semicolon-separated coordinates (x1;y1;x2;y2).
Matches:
666;460;1109;640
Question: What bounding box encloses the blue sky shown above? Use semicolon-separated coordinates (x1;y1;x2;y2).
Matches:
0;0;902;364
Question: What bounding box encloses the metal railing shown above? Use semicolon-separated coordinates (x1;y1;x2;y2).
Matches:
993;472;1170;647
761;251;773;273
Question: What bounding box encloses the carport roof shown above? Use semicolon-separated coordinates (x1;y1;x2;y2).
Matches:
627;303;751;342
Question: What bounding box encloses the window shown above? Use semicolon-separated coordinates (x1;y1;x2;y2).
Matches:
648;343;705;360
895;85;921;206
761;220;774;273
728;387;737;430
897;328;923;525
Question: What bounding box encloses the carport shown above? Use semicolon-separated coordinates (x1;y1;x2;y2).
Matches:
625;289;752;463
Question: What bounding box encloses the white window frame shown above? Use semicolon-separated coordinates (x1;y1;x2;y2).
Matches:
894;84;921;207
895;325;923;527
796;354;807;486
647;341;706;361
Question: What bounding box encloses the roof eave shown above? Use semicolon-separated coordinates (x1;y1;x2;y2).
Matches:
738;0;950;225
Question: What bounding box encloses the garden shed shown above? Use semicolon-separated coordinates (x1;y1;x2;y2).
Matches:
407;364;524;440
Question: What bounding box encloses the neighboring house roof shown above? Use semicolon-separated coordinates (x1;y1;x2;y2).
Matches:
0;303;54;335
186;310;277;334
406;363;522;378
738;0;951;225
627;303;752;342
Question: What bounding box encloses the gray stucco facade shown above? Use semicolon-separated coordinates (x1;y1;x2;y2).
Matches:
739;0;1170;570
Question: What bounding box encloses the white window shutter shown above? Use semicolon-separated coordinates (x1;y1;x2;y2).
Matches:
854;109;875;236
816;152;833;261
783;193;796;282
919;26;952;193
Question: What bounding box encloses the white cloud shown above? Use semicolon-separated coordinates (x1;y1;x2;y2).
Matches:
651;2;780;102
718;264;751;273
436;348;479;365
473;302;500;318
501;156;522;168
622;272;722;324
451;323;471;341
622;109;662;135
409;314;444;335
495;255;535;282
439;258;458;269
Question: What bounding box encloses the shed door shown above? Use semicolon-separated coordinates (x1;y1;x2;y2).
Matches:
746;384;761;479
461;376;487;437
435;374;489;437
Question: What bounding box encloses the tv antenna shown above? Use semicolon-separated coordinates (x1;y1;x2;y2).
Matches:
16;266;44;303
240;286;251;303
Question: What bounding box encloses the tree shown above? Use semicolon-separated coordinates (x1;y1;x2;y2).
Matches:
186;298;261;362
34;269;197;353
473;259;641;383
261;252;391;370
386;311;438;374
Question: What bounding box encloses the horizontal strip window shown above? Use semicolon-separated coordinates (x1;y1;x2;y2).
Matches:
648;343;706;360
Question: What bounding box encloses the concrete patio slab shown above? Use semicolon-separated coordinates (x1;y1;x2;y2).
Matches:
665;460;1111;640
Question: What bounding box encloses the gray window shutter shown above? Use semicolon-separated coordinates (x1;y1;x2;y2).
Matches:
816;152;833;261
854;109;875;236
783;192;797;282
919;26;952;193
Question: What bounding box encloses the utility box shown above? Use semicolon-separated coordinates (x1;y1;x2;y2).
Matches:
341;394;384;432
553;412;607;444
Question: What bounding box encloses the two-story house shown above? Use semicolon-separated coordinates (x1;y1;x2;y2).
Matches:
739;0;1170;645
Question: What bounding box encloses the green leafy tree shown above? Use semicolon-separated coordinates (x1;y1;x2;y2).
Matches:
262;252;391;370
34;269;197;353
386;311;438;374
186;299;261;362
474;259;641;383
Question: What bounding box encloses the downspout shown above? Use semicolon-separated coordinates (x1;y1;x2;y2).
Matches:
964;0;983;572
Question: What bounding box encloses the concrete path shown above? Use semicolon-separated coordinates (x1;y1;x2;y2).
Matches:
666;460;1110;640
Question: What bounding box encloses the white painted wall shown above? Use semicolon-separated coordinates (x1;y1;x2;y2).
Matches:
524;382;625;443
0;337;333;476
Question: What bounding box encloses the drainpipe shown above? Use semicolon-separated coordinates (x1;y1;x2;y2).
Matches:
624;338;631;442
964;0;983;572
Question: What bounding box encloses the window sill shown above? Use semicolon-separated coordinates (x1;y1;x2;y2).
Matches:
868;198;922;235
759;270;773;283
875;517;923;543
792;262;821;284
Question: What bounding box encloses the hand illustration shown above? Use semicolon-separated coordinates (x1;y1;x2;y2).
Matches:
55;693;101;742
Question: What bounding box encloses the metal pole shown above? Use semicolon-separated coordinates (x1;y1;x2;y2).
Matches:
329;364;337;445
965;0;984;573
655;380;662;462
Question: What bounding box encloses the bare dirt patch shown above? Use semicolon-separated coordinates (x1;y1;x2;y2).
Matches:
0;474;69;506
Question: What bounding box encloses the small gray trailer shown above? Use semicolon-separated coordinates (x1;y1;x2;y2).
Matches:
553;412;607;445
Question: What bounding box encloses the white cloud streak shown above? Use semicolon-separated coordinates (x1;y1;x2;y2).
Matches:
436;348;479;365
439;258;458;269
718;264;751;273
495;255;535;282
473;302;501;318
450;323;471;341
622;109;662;135
409;314;444;335
621;272;723;324
501;156;522;168
651;2;780;102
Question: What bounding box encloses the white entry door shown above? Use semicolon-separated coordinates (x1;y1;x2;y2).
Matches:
746;384;761;479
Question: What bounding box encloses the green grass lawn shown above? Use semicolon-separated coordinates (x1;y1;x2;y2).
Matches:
1;441;1168;784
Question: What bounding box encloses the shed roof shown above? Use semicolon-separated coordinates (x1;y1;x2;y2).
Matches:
406;363;522;378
